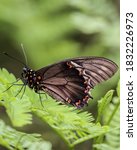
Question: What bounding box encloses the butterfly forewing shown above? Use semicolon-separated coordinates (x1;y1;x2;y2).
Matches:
33;57;118;108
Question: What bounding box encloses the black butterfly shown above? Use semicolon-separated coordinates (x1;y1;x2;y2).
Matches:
20;57;118;108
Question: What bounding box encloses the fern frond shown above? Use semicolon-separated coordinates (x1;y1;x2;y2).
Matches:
0;68;32;127
96;90;114;123
103;81;120;125
0;119;52;150
93;81;120;150
33;103;109;147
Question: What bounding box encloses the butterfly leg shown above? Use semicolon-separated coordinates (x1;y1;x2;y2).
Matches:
38;92;48;100
2;78;22;93
38;92;44;108
20;85;26;99
15;83;26;98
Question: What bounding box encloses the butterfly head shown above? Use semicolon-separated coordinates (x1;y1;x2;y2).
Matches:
22;67;35;77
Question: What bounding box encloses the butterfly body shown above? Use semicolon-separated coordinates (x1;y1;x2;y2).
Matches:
21;57;118;108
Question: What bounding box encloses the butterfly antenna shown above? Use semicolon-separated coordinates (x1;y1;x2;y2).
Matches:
2;52;26;66
21;43;28;66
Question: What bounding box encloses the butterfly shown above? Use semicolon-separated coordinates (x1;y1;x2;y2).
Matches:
19;56;118;108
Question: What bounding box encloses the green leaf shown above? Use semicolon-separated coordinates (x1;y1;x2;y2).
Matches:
0;68;32;127
116;80;120;98
93;81;120;150
0;119;52;150
6;97;32;126
33;104;109;147
96;90;114;123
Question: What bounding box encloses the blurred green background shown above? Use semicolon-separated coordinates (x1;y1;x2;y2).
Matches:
0;0;119;149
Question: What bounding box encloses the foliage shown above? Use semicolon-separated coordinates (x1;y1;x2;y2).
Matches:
93;81;120;150
0;68;119;150
96;90;114;123
0;0;119;66
0;119;52;150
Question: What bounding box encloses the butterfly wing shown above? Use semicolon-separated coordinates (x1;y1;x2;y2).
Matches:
36;57;118;108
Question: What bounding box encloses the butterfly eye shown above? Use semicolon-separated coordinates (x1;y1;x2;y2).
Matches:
23;67;28;73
